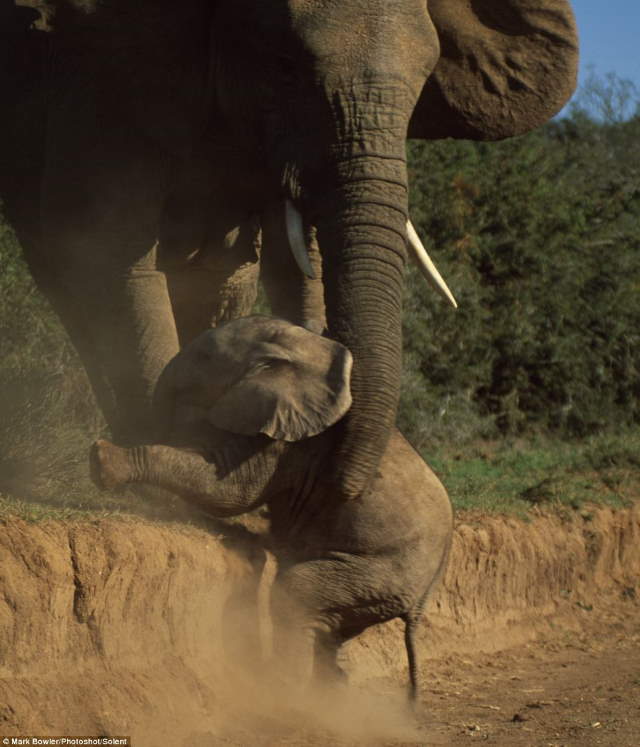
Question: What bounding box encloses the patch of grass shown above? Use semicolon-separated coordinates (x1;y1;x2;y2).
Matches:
425;430;640;516
0;490;206;524
0;495;114;522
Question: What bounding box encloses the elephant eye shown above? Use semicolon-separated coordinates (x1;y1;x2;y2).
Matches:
249;356;289;375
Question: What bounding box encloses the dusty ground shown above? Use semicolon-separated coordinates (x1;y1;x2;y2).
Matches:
409;597;640;746
0;507;638;746
202;593;639;747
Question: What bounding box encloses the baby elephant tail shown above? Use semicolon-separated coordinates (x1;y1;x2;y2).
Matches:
402;611;422;703
403;540;452;702
404;528;454;702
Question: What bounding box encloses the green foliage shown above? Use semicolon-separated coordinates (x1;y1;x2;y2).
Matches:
400;91;640;448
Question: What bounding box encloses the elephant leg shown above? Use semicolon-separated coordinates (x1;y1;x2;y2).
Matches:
312;619;376;688
45;268;178;446
269;560;365;690
37;101;180;444
25;265;120;432
29;209;178;445
221;537;268;674
164;254;260;347
270;557;409;690
260;202;326;333
269;566;319;687
45;257;180;445
158;153;262;345
91;440;275;516
311;629;349;686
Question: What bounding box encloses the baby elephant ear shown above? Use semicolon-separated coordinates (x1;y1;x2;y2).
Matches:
208;325;353;442
410;0;579;140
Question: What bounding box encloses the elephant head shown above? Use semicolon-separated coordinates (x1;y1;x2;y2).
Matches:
154;315;353;445
211;0;578;497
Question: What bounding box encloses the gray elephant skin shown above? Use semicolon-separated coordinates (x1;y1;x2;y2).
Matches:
2;0;578;498
91;316;454;699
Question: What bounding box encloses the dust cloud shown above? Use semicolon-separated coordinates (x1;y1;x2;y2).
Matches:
185;557;421;746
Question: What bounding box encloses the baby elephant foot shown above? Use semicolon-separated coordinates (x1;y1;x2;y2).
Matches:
90;439;136;490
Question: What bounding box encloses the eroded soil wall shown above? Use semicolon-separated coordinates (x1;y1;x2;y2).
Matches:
1;504;639;743
0;520;254;742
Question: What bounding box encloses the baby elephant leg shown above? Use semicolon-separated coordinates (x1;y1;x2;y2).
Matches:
269;559;376;690
90;440;261;516
221;540;268;675
91;439;215;493
311;628;354;686
269;566;319;687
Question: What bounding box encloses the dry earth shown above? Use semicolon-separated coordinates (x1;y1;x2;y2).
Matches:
0;502;638;746
411;601;640;746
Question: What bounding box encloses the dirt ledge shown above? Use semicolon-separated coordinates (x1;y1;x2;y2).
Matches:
0;519;253;741
0;503;638;743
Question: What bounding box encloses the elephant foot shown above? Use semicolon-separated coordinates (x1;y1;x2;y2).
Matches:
90;439;135;490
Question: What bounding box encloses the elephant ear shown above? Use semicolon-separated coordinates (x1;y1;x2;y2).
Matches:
409;0;579;140
208;325;353;442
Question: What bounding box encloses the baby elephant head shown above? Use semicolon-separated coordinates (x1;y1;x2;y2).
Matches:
154;316;353;443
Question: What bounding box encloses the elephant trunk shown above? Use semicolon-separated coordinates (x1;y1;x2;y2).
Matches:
314;149;409;499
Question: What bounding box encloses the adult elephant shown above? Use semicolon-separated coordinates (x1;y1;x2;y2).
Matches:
1;0;578;499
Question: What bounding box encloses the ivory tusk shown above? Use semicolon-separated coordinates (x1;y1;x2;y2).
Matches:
285;200;315;279
406;220;458;309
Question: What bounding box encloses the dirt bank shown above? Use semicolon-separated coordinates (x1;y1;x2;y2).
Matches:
0;519;256;743
0;503;638;745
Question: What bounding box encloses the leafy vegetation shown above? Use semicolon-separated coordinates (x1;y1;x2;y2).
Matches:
401;74;640;450
1;73;639;518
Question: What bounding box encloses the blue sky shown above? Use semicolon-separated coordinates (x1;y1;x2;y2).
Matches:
571;0;640;92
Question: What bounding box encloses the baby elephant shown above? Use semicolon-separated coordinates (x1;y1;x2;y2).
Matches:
91;316;452;700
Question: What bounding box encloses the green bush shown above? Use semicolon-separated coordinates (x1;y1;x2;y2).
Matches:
400;107;640;448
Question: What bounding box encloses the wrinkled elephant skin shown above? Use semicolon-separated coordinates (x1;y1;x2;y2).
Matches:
1;0;578;492
91;316;454;699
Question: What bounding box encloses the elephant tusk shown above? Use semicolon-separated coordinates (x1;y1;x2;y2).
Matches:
285;200;315;279
406;220;458;309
